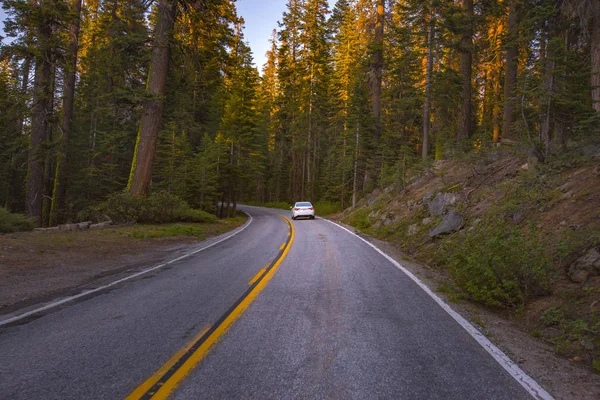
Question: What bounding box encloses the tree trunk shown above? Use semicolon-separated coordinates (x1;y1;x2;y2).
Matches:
592;0;600;112
18;57;31;135
539;23;556;156
352;124;359;208
27;24;52;225
422;2;434;159
128;0;178;197
42;61;57;227
50;0;82;226
502;0;520;139
371;0;384;143
457;0;473;143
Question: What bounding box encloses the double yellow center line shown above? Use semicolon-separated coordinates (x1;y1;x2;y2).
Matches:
126;215;295;400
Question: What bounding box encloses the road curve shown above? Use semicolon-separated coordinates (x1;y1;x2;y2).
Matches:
0;205;543;399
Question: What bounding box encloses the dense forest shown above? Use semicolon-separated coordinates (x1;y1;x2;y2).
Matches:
0;0;598;226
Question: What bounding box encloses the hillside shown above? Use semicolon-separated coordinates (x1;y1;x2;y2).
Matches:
334;144;600;375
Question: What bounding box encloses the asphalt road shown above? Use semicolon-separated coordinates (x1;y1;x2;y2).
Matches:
0;205;546;399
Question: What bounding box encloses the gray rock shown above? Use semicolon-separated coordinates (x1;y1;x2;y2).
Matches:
423;192;435;203
426;192;460;216
429;211;465;238
512;210;526;224
407;224;419;236
568;247;600;283
422;217;433;225
558;180;575;193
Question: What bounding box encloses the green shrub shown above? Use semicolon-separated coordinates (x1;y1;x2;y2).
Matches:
346;208;372;230
263;201;292;210
173;207;217;223
444;220;556;308
87;191;216;224
0;208;36;233
313;201;341;216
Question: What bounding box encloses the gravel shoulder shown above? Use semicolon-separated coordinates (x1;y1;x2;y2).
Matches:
0;218;246;315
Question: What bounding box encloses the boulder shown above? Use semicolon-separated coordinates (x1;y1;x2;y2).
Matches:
426;192;460;216
568;247;600;283
406;224;419;236
429;211;465;238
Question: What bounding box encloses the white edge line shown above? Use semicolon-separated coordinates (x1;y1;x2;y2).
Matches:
0;214;254;327
323;218;553;400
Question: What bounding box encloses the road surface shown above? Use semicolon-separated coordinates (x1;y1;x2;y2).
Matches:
0;205;547;399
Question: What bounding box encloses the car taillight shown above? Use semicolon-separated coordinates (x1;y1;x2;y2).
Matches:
294;208;299;211
309;207;314;210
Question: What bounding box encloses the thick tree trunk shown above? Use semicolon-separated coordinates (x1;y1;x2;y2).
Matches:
371;0;384;143
50;0;82;226
27;25;52;225
502;0;520;139
128;0;178;196
458;0;473;143
422;2;434;159
592;0;600;112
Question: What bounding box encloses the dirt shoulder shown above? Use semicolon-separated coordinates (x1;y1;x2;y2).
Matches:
334;220;600;400
0;217;246;314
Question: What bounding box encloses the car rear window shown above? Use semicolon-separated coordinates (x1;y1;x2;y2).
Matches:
296;202;312;207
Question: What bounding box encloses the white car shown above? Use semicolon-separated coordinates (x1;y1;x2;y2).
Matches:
291;202;315;220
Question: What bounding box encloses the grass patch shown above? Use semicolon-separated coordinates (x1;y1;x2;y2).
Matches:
0;208;36;233
128;224;208;239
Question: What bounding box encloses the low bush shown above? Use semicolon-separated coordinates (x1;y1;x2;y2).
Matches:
313;201;341;216
86;191;216;224
0;208;36;233
442;220;556;308
173;207;217;223
345;208;372;230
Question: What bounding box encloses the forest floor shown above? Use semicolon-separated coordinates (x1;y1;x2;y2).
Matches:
0;217;246;315
332;143;600;399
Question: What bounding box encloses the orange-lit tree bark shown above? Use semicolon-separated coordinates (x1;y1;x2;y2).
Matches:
371;0;384;143
422;1;434;159
50;0;82;225
502;0;520;140
457;0;473;142
128;0;178;197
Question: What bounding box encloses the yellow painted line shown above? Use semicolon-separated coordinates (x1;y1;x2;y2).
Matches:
125;325;211;400
248;267;267;285
287;232;291;237
127;216;295;400
279;243;285;250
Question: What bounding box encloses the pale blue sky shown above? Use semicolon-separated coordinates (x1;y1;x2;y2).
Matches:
0;1;337;70
237;0;337;70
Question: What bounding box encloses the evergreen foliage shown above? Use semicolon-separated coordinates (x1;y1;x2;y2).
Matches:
0;0;598;226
